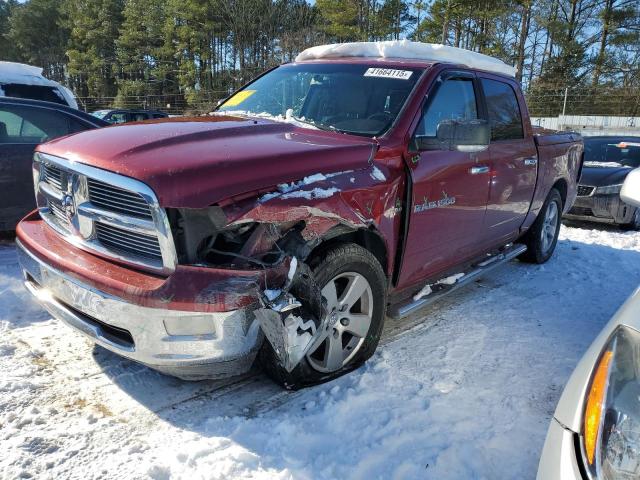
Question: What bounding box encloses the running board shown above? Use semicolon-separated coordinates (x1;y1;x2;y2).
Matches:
388;243;528;319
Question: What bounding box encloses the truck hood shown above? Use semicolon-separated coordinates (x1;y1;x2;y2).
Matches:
38;116;377;208
580;165;632;187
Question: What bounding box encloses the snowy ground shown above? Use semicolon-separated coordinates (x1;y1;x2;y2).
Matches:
1;224;639;480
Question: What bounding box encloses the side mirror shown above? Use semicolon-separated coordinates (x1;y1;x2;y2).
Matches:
621;168;640;208
414;119;490;152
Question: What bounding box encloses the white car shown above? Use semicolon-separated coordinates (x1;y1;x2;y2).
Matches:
537;168;640;479
0;61;77;108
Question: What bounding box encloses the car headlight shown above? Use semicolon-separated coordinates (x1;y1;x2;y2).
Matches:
595;184;623;195
582;326;640;479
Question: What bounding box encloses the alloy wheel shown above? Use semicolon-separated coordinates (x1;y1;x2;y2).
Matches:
541;200;559;254
306;272;373;373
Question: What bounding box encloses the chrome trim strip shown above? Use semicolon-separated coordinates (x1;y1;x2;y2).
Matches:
34;152;177;275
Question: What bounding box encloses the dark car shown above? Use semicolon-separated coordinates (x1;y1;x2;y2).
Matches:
91;109;169;124
0;97;108;231
565;136;640;229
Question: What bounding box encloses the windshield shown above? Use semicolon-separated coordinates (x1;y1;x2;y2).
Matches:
217;63;424;136
584;137;640;168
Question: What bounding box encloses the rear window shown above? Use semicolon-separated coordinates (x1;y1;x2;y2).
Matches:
584;138;640;168
481;78;524;141
1;83;68;106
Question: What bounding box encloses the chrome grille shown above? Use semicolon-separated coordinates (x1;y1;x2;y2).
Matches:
48;199;69;227
33;152;177;274
95;222;162;260
88;179;153;219
577;185;595;197
41;163;65;190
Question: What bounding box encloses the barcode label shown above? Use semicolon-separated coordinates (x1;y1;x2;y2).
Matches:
364;68;413;80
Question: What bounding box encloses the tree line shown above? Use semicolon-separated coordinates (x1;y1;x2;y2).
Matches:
1;0;639;116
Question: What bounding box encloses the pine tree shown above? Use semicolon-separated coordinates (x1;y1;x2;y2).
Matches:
62;0;124;98
6;0;68;79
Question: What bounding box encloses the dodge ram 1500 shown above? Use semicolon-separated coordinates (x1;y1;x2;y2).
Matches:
17;41;583;389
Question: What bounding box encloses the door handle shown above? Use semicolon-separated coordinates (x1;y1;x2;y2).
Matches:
469;165;490;175
524;157;538;166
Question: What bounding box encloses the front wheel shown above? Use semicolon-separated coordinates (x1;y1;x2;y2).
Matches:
259;243;387;389
621;208;640;231
519;188;563;264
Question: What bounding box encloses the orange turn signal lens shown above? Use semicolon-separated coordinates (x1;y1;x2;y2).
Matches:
584;350;613;465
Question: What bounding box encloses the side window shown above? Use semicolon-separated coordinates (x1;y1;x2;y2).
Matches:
0;111;25;141
480;78;524;141
133;113;148;122
0;106;71;144
415;78;478;138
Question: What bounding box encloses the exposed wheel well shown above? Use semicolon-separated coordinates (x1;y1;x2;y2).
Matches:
552;178;568;208
308;228;388;278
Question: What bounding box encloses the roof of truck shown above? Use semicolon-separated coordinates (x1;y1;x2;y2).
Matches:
295;41;516;78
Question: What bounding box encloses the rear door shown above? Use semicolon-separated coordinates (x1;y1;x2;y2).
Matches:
0;104;93;230
479;76;538;243
398;71;492;288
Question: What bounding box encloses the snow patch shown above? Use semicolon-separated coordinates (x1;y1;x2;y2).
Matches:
280;187;339;200
413;284;432;301
296;41;516;77
210;109;319;130
584;161;629;168
413;273;465;301
1;228;640;479
259;172;346;202
370;166;386;181
263;289;281;302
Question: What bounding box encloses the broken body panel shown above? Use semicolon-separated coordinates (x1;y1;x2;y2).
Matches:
17;58;582;379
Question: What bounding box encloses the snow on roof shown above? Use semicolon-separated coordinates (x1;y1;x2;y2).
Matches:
0;61;78;109
0;61;57;87
295;40;516;78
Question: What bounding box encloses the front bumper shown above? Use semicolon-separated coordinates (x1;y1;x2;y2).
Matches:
565;193;637;225
537;418;585;480
17;239;264;380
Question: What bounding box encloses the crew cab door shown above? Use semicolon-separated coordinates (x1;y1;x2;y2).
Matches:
398;72;491;288
478;76;538;243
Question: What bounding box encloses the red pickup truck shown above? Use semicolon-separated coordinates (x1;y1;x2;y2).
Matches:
16;42;583;389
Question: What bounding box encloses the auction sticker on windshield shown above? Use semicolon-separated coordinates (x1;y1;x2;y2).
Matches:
222;90;257;107
364;68;413;80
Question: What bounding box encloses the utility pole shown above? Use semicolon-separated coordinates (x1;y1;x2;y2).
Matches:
562;86;568;117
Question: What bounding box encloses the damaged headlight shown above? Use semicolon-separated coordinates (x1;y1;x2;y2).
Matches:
582;326;640;479
168;207;308;268
595;184;623;195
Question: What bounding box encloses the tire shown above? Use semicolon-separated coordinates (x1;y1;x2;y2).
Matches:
519;188;563;264
258;243;387;389
621;208;640;231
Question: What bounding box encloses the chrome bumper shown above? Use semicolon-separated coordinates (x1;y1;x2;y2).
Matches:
17;240;263;380
566;194;637;225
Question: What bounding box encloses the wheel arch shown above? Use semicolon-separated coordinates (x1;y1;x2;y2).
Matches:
307;226;389;279
552;178;568;208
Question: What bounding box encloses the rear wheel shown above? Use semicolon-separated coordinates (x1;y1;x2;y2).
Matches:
259;243;386;389
519;188;562;264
